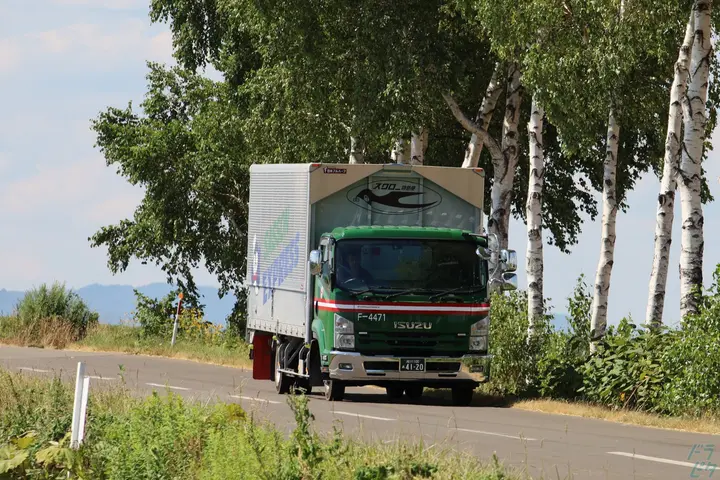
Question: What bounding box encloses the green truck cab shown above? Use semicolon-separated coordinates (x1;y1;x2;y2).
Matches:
245;163;517;406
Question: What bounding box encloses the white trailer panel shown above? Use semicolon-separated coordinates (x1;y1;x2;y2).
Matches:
246;163;486;338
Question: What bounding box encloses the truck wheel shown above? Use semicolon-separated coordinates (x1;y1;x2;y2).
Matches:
324;380;345;401
451;387;475;406
404;385;424;399
385;386;404;399
274;344;292;394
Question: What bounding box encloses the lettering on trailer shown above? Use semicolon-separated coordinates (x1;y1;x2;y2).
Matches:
262;208;290;259
323;167;347;174
251;207;301;304
261;232;301;305
346;179;442;215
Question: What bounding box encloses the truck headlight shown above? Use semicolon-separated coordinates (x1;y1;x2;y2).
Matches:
469;317;488;352
334;314;354;350
469;336;487;351
470;318;489;336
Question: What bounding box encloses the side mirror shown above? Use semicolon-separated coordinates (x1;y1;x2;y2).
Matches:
309;250;322;276
501;272;518;291
476;246;492;260
501;249;517;272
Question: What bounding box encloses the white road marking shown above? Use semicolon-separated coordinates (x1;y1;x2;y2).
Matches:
231;395;282;405
18;367;51;373
454;427;537;441
607;452;697;468
145;382;190;391
332;411;396;422
87;375;114;381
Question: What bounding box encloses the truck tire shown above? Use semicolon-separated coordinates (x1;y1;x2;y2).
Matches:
404;385;424;399
451;387;474;406
275;343;292;394
385;386;404;399
324;380;345;401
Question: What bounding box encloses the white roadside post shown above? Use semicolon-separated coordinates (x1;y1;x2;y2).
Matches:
70;361;90;449
170;292;184;347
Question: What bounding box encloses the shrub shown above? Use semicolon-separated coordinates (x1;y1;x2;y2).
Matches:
656;265;720;416
578;318;671;412
485;290;553;396
133;289;179;337
535;275;592;400
14;282;98;340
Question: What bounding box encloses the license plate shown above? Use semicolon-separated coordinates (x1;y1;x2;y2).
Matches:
400;358;426;372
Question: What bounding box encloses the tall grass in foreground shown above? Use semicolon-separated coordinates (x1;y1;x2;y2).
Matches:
0;368;521;479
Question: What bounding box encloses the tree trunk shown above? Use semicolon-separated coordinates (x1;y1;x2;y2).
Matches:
463;64;504;168
391;137;410;164
487;63;523;250
411;128;428;165
590;112;620;351
645;11;695;327
526;96;545;331
349;136;365;164
679;0;712;319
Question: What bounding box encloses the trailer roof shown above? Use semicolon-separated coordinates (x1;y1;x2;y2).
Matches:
329;225;487;244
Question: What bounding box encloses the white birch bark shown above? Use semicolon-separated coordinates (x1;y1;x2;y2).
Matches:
391;137;410;164
526;97;545;329
590;113;620;351
349;136;364;164
589;0;625;352
679;0;712;319
488;63;523;250
645;11;695;327
411;127;428;165
463;64;504;168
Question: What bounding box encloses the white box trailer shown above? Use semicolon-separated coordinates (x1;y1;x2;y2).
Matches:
245;162;487;343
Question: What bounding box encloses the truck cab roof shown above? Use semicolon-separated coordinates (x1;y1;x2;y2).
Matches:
328;225;488;245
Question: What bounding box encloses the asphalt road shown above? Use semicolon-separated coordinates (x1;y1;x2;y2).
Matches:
1;345;717;480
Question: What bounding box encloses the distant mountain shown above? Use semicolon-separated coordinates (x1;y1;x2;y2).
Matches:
0;283;237;325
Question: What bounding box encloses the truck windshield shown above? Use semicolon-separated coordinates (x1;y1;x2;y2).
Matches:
334;239;485;293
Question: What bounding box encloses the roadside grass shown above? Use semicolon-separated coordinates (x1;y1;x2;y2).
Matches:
0;317;252;369
70;323;252;369
510;398;720;436
0;367;524;480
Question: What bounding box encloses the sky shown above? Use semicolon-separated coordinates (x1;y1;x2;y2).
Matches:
1;1;719;326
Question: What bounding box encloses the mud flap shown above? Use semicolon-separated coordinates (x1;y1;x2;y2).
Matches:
252;331;273;380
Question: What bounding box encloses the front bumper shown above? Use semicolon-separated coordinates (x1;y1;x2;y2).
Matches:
325;351;492;384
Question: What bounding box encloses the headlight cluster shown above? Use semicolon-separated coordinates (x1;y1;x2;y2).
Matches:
334;314;354;350
469;317;489;352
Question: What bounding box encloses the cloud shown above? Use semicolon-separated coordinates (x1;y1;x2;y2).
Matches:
1;19;174;75
50;0;149;9
0;153;10;174
0;39;20;74
0;156;142;221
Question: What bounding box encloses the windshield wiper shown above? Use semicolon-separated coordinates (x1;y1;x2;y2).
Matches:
428;286;484;301
347;286;384;298
382;287;428;300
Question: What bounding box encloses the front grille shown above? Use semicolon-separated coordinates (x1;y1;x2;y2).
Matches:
357;332;466;357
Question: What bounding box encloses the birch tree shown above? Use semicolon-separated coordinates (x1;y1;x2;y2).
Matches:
646;12;695;326
462;64;504;168
526;97;546;324
679;0;713;319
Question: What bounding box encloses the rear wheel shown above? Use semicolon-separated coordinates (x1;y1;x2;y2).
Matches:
451;386;474;406
274;343;293;394
385;385;404;399
324;379;345;401
404;385;424;399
